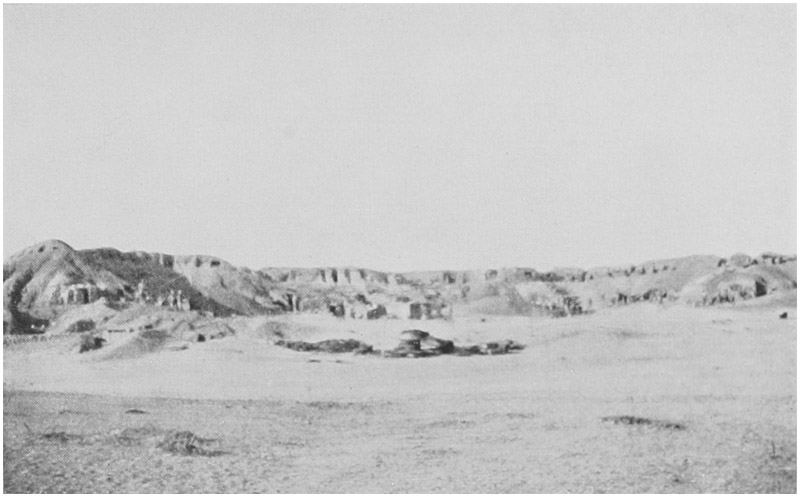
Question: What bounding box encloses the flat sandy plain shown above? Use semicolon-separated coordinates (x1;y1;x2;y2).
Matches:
4;301;796;493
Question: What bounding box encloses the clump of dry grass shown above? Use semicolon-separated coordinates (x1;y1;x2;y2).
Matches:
157;430;223;456
40;430;83;443
306;400;358;410
602;415;686;431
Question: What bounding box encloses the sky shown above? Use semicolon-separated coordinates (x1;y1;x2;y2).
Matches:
3;4;797;272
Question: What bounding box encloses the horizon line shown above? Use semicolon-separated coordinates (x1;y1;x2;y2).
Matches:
5;238;797;276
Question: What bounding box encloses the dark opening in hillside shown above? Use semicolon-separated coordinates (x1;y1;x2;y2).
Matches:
755;279;767;297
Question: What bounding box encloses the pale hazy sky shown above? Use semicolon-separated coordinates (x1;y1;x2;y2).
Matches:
4;4;796;271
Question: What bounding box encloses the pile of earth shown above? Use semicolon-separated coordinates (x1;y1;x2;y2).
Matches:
41;303;237;360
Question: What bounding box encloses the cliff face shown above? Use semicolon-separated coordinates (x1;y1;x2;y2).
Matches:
171;255;278;315
3;244;238;333
260;267;395;288
3;240;796;334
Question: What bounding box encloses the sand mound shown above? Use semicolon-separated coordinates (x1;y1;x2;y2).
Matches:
88;328;175;361
71;305;220;360
46;299;120;334
680;264;796;305
192;320;236;341
100;304;201;332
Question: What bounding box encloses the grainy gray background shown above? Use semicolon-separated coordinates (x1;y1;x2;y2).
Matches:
4;4;796;269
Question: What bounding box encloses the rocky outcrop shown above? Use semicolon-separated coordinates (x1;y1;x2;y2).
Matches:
171;255;280;315
3;241;127;333
78;248;237;317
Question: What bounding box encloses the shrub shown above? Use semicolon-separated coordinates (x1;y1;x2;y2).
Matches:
78;334;105;353
157;431;221;456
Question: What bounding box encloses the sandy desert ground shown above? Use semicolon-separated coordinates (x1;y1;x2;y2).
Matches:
3;301;796;493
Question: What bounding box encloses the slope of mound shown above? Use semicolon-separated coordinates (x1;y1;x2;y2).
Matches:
46;299;121;334
732;288;797;309
680;263;796;304
172;255;281;315
88;328;176;361
746;260;797;290
99;305;204;334
577;255;721;301
3;241;127;331
82;306;218;361
79;248;237;317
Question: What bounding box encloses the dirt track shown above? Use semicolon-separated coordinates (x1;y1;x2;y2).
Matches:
4;304;796;492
